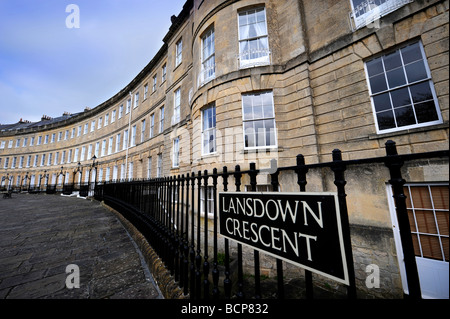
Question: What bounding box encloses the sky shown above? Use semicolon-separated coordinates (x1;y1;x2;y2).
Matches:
0;0;187;124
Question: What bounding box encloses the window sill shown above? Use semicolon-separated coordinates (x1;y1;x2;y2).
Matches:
240;146;283;154
368;122;448;140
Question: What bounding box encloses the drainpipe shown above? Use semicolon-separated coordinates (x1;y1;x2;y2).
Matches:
125;91;133;180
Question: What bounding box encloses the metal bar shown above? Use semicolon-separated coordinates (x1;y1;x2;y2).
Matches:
331;149;357;299
203;170;210;299
270;167;284;299
234;165;245;299
222;166;232;299
384;140;422;299
211;168;220;299
249;162;261;299
295;154;314;299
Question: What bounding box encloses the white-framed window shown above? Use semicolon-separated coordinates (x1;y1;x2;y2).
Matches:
98;117;102;129
242;91;277;149
105;113;109;126
128;162;133;181
175;38;183;67
44;135;49;144
126;99;131;114
365;42;442;134
12;156;17;168
150;114;155;138
238;7;270;68
157;154;163;178
134;92;139;108
33;155;38;167
144;84;148;99
202;104;216;155
80;146;86;161
87;144;92;160
58;132;62;141
68;150;72;163
160;106;165;133
19;156;24;168
199;27;215;86
84;123;88;134
106;167;111;182
108;137;113;155
200;186;214;215
61;151;66;164
147;157;152;179
15;138;21;148
78;125;82;136
30;137;35;146
162;64;167;82
112;109;116;122
8;140;13;148
38;136;42;145
101;139;106;156
91;120;95;132
47;153;52;166
26;155;31;167
350;0;412;30
64;130;69;140
131;125;136;147
113;165;118;180
116;133;121;152
172;137;180;168
123;129;129;150
173;88;181;124
119;104;124;118
51;133;55;143
152;75;157;92
73;149;78;163
95;142;99;157
23;137;28;147
141;119;146;143
120;163;125;180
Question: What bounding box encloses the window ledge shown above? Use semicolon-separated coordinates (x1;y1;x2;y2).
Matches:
240;147;284;154
368;122;448;140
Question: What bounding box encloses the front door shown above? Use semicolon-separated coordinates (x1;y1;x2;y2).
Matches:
388;183;449;299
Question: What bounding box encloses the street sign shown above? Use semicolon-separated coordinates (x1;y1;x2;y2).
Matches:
219;192;349;285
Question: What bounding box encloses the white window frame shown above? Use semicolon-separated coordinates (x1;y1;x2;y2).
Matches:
350;0;412;30
173;88;181;124
199;27;215;87
201;104;216;156
238;7;270;69
172;137;180;168
242;91;277;150
364;41;442;134
175;38;183;67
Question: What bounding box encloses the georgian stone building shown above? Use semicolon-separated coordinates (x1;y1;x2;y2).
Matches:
1;0;448;298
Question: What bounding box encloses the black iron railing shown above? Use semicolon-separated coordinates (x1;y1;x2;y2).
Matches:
95;141;449;299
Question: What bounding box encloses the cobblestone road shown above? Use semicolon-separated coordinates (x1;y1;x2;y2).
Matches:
0;193;163;299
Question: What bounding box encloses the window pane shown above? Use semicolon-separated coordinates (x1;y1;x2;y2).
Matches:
366;57;384;77
419;235;442;260
414;101;438;124
401;43;422;64
376;110;396;130
369;74;388;93
373;92;392;112
431;186;449;210
405;60;428;83
386;68;406;88
390;87;411;108
410;186;432;209
383;51;402;71
410;82;433;103
415;210;438;234
436;211;449;235
394;105;416;127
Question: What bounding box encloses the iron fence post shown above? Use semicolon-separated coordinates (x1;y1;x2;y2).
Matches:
384;140;422;299
331;149;356;299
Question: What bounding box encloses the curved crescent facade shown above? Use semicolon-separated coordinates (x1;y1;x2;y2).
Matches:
0;0;449;298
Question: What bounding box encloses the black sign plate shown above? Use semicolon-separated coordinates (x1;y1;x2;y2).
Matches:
219;192;349;285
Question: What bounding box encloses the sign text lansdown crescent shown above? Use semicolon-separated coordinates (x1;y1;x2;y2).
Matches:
219;192;349;285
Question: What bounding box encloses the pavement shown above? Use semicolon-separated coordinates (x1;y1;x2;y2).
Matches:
0;193;163;299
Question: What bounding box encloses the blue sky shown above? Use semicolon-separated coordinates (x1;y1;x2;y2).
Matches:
0;0;186;124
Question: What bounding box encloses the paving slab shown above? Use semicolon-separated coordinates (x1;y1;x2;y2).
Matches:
0;193;163;299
